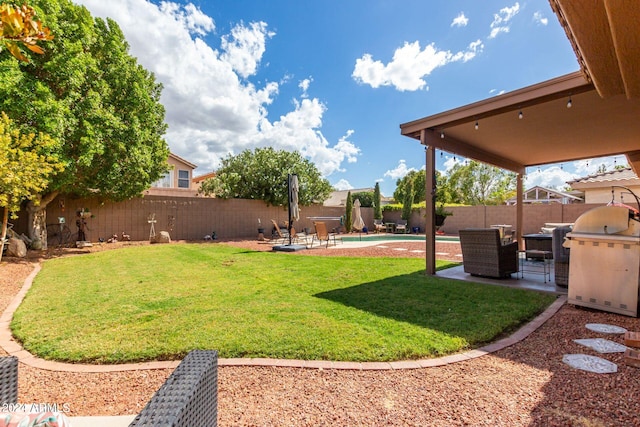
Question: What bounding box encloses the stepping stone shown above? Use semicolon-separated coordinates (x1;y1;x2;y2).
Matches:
392;248;408;251
585;323;627;334
563;354;618;373
574;338;628;353
411;250;425;253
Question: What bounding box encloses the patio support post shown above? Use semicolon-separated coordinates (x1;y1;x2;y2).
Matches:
423;130;436;275
516;172;524;250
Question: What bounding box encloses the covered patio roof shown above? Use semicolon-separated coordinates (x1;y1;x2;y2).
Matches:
400;71;640;175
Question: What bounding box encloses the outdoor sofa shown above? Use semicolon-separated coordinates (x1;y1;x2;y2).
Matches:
0;350;218;427
459;228;519;278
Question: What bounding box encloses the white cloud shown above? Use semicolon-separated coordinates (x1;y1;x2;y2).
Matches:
533;11;548;26
75;0;358;177
333;179;353;191
352;39;483;91
384;160;416;180
524;165;577;190
489;88;506;96
299;77;313;98
221;21;274;78
488;2;520;39
451;12;469;28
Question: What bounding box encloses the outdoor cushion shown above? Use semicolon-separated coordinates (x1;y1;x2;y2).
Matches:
0;411;71;427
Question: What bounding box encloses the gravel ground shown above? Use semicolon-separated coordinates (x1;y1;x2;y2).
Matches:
1;239;639;426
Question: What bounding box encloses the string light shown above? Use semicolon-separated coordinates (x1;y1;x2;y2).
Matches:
440;131;445;139
567;97;572;108
474;121;479;130
518;111;523;119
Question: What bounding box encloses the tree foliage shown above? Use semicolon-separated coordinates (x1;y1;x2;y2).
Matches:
394;169;450;204
199;147;333;206
373;182;382;219
401;178;414;223
0;2;53;62
446;160;516;205
0;0;169;206
344;191;352;232
351;191;373;208
0;112;63;212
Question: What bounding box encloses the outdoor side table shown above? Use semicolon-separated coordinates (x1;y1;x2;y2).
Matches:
519;250;552;283
385;223;395;233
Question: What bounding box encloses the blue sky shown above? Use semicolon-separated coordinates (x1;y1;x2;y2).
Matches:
75;0;627;197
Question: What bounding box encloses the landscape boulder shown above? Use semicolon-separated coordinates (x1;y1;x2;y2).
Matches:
6;238;27;257
151;231;171;244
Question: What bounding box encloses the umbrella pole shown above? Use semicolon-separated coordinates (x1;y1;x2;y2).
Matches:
288;174;292;245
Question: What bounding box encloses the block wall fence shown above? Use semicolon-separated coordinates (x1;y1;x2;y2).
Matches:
12;195;617;242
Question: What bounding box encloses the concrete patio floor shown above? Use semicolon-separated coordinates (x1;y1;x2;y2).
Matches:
437;259;568;295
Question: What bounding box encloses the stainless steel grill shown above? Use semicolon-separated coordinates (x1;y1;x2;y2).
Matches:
564;205;640;317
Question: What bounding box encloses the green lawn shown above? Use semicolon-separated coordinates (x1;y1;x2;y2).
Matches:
11;243;556;363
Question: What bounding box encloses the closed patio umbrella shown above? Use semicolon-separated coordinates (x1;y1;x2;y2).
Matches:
288;174;299;245
352;198;365;239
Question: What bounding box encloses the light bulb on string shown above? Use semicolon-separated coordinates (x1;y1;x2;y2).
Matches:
474;121;479;130
518;111;523;119
440;131;445;139
567;97;572;108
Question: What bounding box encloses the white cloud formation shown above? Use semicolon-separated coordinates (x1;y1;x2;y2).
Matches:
299;77;313;98
75;0;358;177
524;165;577;190
332;179;353;191
352;39;483;91
221;21;274;78
489;2;520;39
533;11;548;26
451;12;469;28
384;160;416;180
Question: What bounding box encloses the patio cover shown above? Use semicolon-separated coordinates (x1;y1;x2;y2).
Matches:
399;0;640;274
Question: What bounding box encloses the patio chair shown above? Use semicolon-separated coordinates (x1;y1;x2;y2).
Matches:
289;227;309;246
0;356;17;405
373;219;385;233
459;228;519;278
310;221;341;248
395;219;408;234
270;219;289;243
129;349;218;427
1;351;218;427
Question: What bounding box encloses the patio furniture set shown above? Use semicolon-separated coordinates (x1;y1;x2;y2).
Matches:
0;350;218;427
458;226;571;286
372;219;409;234
270;220;343;249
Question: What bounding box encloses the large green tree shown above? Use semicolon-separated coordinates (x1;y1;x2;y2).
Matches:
446;160;516;205
394;169;450;204
0;0;169;244
199;147;333;206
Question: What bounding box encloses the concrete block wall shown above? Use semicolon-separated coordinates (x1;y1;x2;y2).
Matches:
11;195;630;243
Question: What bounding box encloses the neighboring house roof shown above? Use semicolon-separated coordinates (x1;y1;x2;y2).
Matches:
193;171;216;184
169;152;197;170
506;186;582;205
567;167;640;189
